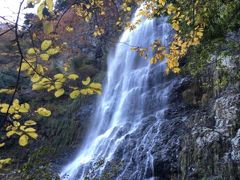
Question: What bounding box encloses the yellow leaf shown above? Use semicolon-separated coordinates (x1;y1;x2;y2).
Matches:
90;83;101;90
65;26;74;32
80;89;88;95
28;132;38;139
126;7;131;12
0;103;9;108
68;74;79;80
13;114;21;120
9;107;15;114
19;103;30;113
93;89;102;95
0;158;11;167
13;121;20;127
159;0;166;6
70;90;81;99
173;67;180;73
0;107;8;113
36;64;44;75
0;143;5;148
27;48;37;55
6;130;16;137
24;120;37;126
82;77;91;86
54;88;65;98
37;3;45;20
41;40;52;51
25;128;36;132
87;88;94;94
0;89;14;94
36;107;51;117
46;47;60;55
31;73;41;82
43;21;53;34
20;126;26;131
32;83;44;90
20;62;30;71
54;73;64;79
54;81;63;89
46;0;53;12
12;99;20;110
47;85;55;92
19;135;29;146
40;54;50;61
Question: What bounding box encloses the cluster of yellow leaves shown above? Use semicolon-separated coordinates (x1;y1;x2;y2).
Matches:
130;47;148;58
0;99;52;149
70;77;102;99
93;26;105;37
121;2;132;12
127;1;205;74
20;40;60;80
30;71;102;99
0;99;30;115
65;26;74;33
74;0;105;23
0;100;35;147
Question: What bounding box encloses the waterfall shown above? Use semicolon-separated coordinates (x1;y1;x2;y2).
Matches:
61;6;173;180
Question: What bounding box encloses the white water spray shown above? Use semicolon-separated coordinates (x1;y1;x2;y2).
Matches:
61;6;172;180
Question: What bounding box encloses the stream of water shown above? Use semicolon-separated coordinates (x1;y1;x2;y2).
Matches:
61;6;172;180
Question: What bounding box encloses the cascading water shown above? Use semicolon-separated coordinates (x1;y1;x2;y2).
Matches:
61;6;173;180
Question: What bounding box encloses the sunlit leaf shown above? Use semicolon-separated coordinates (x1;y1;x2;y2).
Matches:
40;54;50;61
41;40;52;51
19;135;29;146
70;90;81;99
82;77;91;86
36;107;51;117
54;88;65;98
68;74;79;80
24;120;37;126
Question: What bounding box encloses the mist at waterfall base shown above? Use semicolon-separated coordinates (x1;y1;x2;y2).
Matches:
61;7;174;180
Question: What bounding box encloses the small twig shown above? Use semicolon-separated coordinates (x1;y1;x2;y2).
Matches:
0;26;15;37
55;0;78;31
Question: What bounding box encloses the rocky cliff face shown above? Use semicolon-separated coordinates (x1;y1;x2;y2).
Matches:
151;50;240;179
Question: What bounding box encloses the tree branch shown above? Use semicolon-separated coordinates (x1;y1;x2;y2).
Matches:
1;0;25;128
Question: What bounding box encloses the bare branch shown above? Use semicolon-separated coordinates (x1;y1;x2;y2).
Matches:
1;0;25;128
